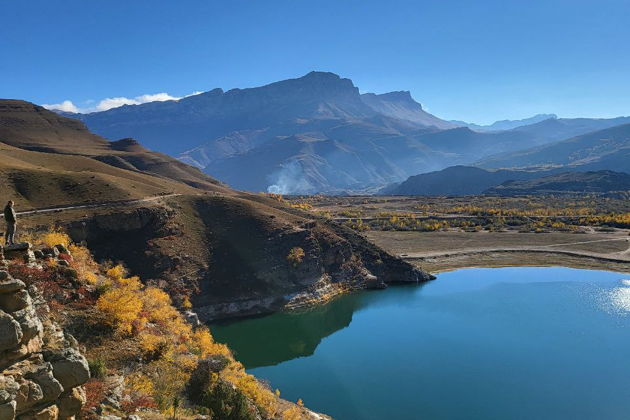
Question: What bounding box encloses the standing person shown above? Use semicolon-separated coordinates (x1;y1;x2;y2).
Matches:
4;200;16;246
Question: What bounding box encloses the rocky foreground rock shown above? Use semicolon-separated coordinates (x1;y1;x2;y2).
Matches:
0;265;89;420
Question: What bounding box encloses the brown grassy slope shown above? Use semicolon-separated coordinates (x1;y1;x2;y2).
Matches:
0;100;226;197
0;141;202;208
0;99;109;153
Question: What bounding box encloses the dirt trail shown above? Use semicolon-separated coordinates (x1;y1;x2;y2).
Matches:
16;193;181;216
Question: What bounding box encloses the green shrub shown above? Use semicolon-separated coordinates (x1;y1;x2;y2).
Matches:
88;358;107;378
201;379;255;420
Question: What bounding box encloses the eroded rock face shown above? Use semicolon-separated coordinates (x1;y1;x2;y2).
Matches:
65;197;434;321
0;269;89;420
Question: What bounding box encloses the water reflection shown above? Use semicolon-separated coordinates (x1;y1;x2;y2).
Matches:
210;267;630;420
210;284;425;368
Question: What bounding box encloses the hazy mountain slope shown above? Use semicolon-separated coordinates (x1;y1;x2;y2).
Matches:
507;116;630;144
70;72;630;193
71;72;554;193
485;170;630;195
479;123;630;172
384;165;551;195
78;72;378;155
452;114;558;132
360;91;456;129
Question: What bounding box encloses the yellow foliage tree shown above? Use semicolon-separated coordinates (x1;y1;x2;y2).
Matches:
287;247;305;267
96;287;143;334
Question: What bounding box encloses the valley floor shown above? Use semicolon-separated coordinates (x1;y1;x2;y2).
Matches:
289;194;630;275
366;230;630;273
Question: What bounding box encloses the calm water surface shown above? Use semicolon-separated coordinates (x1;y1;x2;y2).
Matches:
211;267;630;420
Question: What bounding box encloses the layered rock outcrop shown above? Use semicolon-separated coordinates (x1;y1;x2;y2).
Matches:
0;267;89;420
64;196;434;321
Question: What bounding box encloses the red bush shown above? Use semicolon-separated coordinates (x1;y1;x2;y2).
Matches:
58;253;73;263
81;379;107;419
121;394;157;414
8;265;62;301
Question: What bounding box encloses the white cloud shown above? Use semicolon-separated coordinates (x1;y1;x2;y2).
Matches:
41;100;79;113
95;92;180;112
42;91;199;113
94;97;140;111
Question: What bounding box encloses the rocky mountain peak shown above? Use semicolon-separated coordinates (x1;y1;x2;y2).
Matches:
366;91;420;107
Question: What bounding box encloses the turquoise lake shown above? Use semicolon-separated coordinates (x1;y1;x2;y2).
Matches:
211;267;630;420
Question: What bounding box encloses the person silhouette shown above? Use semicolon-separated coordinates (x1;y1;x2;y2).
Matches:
4;200;17;246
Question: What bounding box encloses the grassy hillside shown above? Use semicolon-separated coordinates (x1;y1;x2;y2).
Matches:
0;100;226;209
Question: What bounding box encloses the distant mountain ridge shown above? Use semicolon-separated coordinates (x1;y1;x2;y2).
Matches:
484;170;630;195
479;122;630;173
53;72;630;194
453;114;558;132
383;165;553;196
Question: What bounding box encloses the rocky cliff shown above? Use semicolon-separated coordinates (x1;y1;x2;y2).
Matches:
63;195;434;321
0;259;90;420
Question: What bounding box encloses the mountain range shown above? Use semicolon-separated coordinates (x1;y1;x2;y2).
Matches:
479;122;630;172
382;166;551;195
384;165;630;196
451;114;558;132
485;170;630;196
46;71;630;194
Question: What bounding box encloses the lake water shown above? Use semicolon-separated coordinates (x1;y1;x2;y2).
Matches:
210;267;630;420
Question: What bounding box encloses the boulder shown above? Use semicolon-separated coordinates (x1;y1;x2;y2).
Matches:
24;364;64;406
0;290;32;313
14;379;44;413
184;310;201;327
57;386;85;419
18;404;59;420
0;374;20;400
0;278;26;294
0;309;23;351
0;389;11;405
12;307;43;344
41;248;59;258
4;243;35;265
53;245;68;256
0;400;17;419
45;349;90;390
4;243;31;252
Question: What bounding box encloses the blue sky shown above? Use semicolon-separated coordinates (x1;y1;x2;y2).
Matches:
1;0;628;124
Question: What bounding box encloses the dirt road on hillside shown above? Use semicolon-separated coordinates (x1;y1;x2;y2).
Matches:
17;193;181;216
